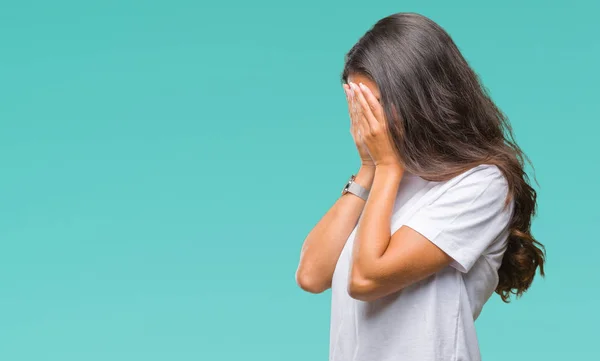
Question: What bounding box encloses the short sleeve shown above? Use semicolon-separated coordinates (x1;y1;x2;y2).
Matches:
403;165;514;273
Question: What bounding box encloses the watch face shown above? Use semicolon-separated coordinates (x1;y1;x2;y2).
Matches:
342;175;355;195
342;181;351;194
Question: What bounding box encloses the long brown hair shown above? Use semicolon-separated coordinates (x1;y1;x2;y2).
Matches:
341;12;545;302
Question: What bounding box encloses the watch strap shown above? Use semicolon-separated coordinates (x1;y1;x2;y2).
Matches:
343;175;370;201
347;181;369;200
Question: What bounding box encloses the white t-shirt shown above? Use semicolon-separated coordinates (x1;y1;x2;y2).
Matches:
329;164;514;361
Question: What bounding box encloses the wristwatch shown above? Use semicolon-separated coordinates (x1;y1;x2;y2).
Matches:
341;174;370;201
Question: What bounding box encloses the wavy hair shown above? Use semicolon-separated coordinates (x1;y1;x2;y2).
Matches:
341;12;545;302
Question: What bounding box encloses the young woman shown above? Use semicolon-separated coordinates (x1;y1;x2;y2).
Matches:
295;12;546;361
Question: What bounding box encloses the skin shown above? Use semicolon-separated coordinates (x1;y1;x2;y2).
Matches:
296;73;453;302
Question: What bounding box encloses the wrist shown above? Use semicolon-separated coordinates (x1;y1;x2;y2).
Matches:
355;165;376;190
375;163;404;178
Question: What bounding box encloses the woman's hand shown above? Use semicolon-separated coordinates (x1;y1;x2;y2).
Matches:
347;82;403;170
343;83;375;169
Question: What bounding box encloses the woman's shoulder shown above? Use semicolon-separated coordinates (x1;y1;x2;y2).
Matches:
463;163;503;178
410;163;508;208
431;163;509;202
448;163;506;188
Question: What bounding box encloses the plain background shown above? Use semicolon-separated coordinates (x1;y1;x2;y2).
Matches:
1;1;598;360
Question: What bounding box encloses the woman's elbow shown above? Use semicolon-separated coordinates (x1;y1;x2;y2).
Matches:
347;274;403;302
295;269;330;294
347;276;378;301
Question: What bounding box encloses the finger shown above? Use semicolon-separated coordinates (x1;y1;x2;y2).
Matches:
348;83;366;128
344;84;356;127
350;87;361;129
343;84;352;115
349;82;375;133
358;83;385;129
354;102;369;142
345;84;360;139
352;95;367;139
358;82;385;122
353;82;380;131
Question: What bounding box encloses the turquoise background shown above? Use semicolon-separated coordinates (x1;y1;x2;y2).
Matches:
1;1;597;360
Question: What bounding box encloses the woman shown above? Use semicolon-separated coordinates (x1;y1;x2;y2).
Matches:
295;12;546;361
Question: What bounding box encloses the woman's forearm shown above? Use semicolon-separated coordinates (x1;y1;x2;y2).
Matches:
296;166;375;293
351;165;404;279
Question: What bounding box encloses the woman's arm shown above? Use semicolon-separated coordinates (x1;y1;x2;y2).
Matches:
295;165;375;294
296;81;380;294
345;81;453;302
348;164;452;302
